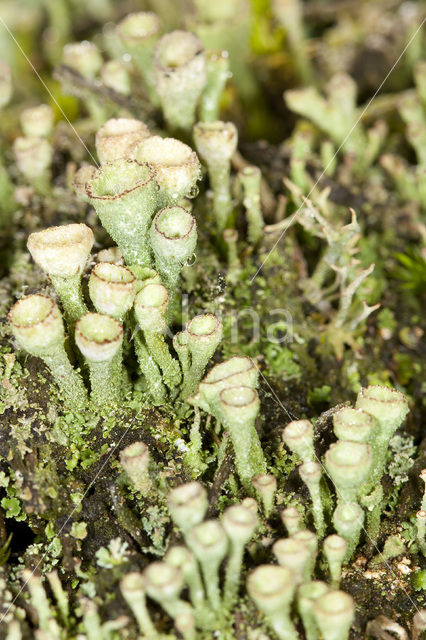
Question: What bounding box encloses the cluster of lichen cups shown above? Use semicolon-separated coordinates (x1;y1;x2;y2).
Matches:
116;455;357;640
282;386;409;560
8;108;270;499
59;16;264;238
5;13;418;639
8;214;219;413
115;385;411;640
8;116;214;412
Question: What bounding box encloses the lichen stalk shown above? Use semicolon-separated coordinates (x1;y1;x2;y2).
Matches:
149;206;197;321
27;224;94;330
75;313;124;408
183;314;223;398
297;581;329;640
222;504;258;606
299;461;325;538
134;284;182;390
117;12;161;103
323;535;347;588
200;50;230;122
247;565;298;640
165;546;205;611
154;31;207;131
120;572;158;638
86;159;158;267
186;520;228;612
218;385;267;487
193;120;238;232
332;502;364;562
9;295;87;411
133;332;167;404
135;136;201;208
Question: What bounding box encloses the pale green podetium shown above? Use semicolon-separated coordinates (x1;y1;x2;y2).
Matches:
200;50;230;122
120;441;152;497
186;519;228;612
95;118;150;165
130;266;161;293
325;440;372;503
117;12;161;104
120;572;157;638
149;205;197;320
63;41;103;79
27;224;94;328
154;30;206;131
194;120;238;232
222;503;258;606
223;228;241;283
89;262;136;320
293;529;318;575
21;569;61;638
13;136;53;194
165;546;205;611
323;534;347;588
282;419;315;462
86;159;157;266
62;41;104;124
135;136;201;208
273;537;311;586
134;283;182;390
100;60;131;97
297;581;329;640
272;0;312;84
75;312;124;408
175;611;196;640
333;407;376;444
247;565;298;640
332;407;381;542
252;474;277;518
356;385;409;484
239;165;264;245
299;461;325;538
9;295;87;410
281;506;302;536
182;313;223;397
189;355;259;415
144;562;193;620
332;502;364;561
131;310;167;407
218;385;267;487
20;104;54;138
313;590;355;640
173;331;190;382
167;481;208;538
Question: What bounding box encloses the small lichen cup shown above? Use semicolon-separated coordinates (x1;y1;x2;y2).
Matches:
27;223;94;327
154;30;206;131
95;118;150;165
9;294;87;410
86;159;157;266
75;312;124;408
134;136;200;207
89;262;136;319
